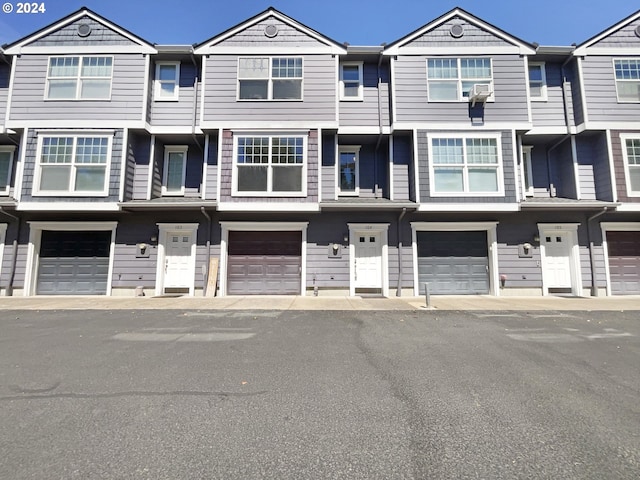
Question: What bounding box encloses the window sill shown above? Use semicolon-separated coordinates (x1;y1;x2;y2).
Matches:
32;192;109;197
232;192;306;198
154;98;180;102
44;98;112;102
236;98;304;102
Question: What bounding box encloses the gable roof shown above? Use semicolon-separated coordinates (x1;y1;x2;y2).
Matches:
194;7;347;55
383;7;536;56
2;7;157;54
574;9;640;55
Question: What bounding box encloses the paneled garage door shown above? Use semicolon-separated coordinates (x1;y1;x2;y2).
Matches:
416;231;489;294
607;231;640;295
37;231;111;295
227;231;302;295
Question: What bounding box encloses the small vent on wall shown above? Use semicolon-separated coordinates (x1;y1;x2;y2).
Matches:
635;25;640;38
264;24;278;38
77;23;92;37
450;24;464;38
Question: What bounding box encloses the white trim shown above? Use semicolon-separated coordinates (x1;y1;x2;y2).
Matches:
216;128;223;204
4;52;17;125
392;122;533;131
616;204;640;212
0;146;16;196
337;145;360;196
17;202;120;211
521;144;534;197
575;47;640;57
612;58;640;103
537;223;582;297
389;46;527;55
417;203;519;212
155;223;199;297
389;135;395;201
339;61;364;101
0;223;7;285
200;46;345;55
236;56;304;102
24;221;118;297
348;223;390;297
576;58;589;125
580;122;640;130
410;221;500;296
7;120;145;130
45;55;114;101
317;128;323;203
426;131;505;197
528;61;548;102
14;127;27;202
147;135;155;201
219;221;309;297
390;57;397;125
154;61;180;101
200;56;207;128
571;136;581;200
426;57;494;103
216;202;319;212
141;54;150;122
523;56;533;123
606;130;618;203
600;222;640;296
524;127;570;136
202;135;209;200
333;135;339;200
145;125;204;135
573;11;640;55
337;126;390;135
413;129;420;202
161;145;188;196
619;133;640;197
119;128;128;202
7;45;156;55
512;129;520;201
199;121;339;131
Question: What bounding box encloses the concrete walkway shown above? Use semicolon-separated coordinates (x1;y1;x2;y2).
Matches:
0;294;638;311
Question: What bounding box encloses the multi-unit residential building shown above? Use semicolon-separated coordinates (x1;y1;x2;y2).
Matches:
0;6;638;298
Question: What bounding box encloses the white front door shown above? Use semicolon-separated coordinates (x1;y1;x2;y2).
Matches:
542;232;573;288
163;231;194;291
354;232;383;290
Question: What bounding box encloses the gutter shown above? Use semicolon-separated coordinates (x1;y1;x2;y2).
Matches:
0;207;20;296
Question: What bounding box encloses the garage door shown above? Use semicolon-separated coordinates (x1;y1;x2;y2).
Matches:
607;231;640;295
227;231;302;295
37;231;111;295
416;231;489;294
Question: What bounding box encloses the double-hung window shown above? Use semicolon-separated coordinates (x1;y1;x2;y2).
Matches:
614;59;640;102
155;62;180;101
340;62;363;100
234;135;305;195
427;57;493;101
528;63;547;100
46;56;113;100
429;134;503;195
162;146;188;195
621;135;640;196
238;57;303;100
338;146;360;195
35;136;111;195
0;146;15;195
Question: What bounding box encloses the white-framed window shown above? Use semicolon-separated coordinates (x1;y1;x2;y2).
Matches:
233;135;306;196
154;62;180;101
528;62;547;101
427;57;493;102
46;56;113;100
0;146;15;195
162;146;188;196
428;133;503;196
34;135;111;196
614;59;640;102
339;62;363;101
237;57;303;100
621;134;640;196
338;146;360;195
522;146;534;196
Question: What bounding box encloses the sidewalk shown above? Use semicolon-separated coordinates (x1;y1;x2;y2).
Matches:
0;294;638;311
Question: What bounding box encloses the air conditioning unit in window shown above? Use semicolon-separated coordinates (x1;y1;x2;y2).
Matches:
469;83;493;106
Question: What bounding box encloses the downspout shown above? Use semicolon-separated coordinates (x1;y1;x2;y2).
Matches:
191;52;203;154
396;207;407;296
586;207;610;297
200;206;212;296
0;207;20;296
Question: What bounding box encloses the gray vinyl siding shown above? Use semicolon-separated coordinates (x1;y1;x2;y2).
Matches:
0;62;9;124
497;221;543;289
20;128;123;202
392;133;413;201
550;139;576;199
9;54;146;123
407;16;510;47
321;132;336;201
393;55;528;124
575;133;612;201
149;61;200;126
338;135;389;198
581;56;640;123
151;137;204;198
531;62;569;127
204;134;218;200
202;54;336;123
219;129;319;203
130;133;151;200
417;130;517;203
591;133;613;201
567;62;584;126
27;16;137;46
339;62;390;127
590;18;640;48
216;16;324;47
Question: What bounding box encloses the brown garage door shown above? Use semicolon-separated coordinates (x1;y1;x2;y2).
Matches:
607;231;640;295
227;231;302;295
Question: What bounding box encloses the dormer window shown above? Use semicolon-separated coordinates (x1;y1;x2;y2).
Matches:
46;56;113;100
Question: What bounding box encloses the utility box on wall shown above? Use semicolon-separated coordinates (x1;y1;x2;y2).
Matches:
328;243;342;258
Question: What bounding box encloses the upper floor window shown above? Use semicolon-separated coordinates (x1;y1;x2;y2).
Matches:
162;146;188;196
155;62;180;101
528;63;547;101
46;56;113;100
428;134;503;196
35;136;111;196
614;59;640;102
0;146;15;195
338;146;360;195
233;135;306;195
427;58;493;102
622;135;640;196
340;63;363;101
238;57;303;100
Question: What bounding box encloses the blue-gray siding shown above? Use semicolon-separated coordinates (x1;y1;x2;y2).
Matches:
339;62;390;127
392;133;413;201
215;15;327;48
321;132;335;201
404;15;511;47
550;139;576;199
28;16;138;47
130;133;151;200
530;61;570;128
204;134;218;200
149;61;200;126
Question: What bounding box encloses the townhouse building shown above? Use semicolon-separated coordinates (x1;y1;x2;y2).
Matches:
0;6;637;297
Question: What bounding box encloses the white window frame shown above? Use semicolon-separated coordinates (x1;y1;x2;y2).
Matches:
154;61;180;101
620;133;640;197
426;57;494;102
339;62;363;101
232;134;307;197
237;57;304;101
337;146;360;196
162;146;188;196
522;145;534;196
45;56;114;101
613;58;640;103
427;132;504;197
33;134;112;197
0;146;15;196
528;62;547;101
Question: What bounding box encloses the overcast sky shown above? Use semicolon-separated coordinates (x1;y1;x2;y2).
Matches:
0;0;637;47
